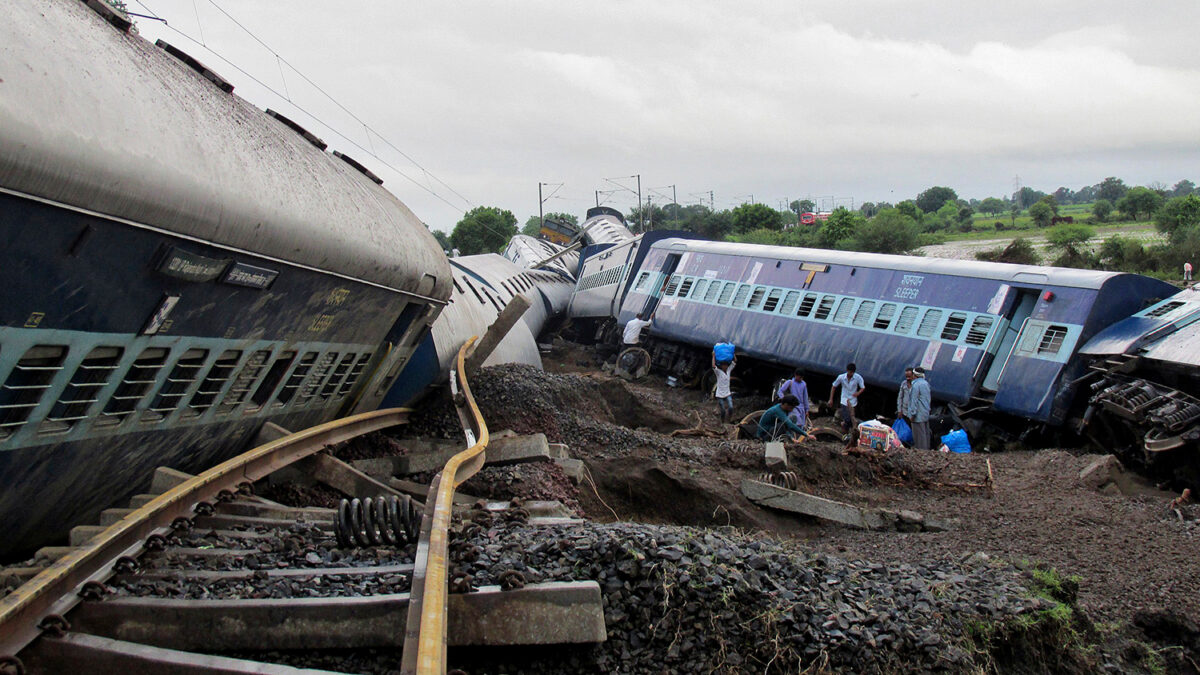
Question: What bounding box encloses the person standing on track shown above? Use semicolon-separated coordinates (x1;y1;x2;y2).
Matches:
712;353;736;424
622;311;654;347
828;362;866;432
777;369;809;427
906;367;932;449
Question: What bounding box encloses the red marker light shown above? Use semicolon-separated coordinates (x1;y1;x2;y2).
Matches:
1042;291;1055;302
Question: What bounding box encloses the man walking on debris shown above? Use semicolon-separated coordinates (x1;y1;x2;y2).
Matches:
906;367;932;449
777;369;810;428
712;352;736;424
828;362;866;432
622;310;654;347
756;395;809;442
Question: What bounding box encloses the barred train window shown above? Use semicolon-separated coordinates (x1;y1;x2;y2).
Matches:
251;351;296;408
1146;301;1184;318
186;351;241;416
965;316;994;346
832;298;855;324
916;309;942;338
101;347;169;425
732;284;750;307
634;272;651;291
895;306;919;333
852;301;875;327
299;352;338;404
874;304;897;330
663;275;681;296
940;312;967;342
747;287;766;310
276;352;318;406
321;353;358;400
780;291;800;315
219;350;272;414
705;281;722;303
1;346;69;438
142;348;208;423
40;346;124;434
338;353;373;398
691;279;708;300
677;277;694;298
763;289;782;312
717;282;735;305
797;293;818;317
1037;325;1069;355
814;296;835;320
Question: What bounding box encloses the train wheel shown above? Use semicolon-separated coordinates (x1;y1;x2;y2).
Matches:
615;347;651;380
700;369;717;394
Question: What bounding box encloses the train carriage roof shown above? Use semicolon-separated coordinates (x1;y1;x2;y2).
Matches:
650;238;1134;290
0;0;450;300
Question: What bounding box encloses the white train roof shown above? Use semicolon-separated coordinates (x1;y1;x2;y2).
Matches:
651;238;1131;290
0;0;450;299
504;235;579;279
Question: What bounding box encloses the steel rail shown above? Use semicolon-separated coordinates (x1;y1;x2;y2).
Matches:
0;407;410;660
403;338;489;675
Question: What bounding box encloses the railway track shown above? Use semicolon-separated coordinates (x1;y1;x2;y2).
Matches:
0;340;604;675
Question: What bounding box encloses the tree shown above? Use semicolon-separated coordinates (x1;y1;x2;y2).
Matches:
915;186;958;214
1036;195;1059;216
1053;187;1074;204
790;199;815;216
431;228;451;251
1154;195;1200;244
731;203;783;233
1046;223;1097;267
1116;187;1164;221
1097;176;1128;203
1171;179;1196;198
979;197;1005;216
1029;201;1054;227
853;209;920;254
1014;186;1047;209
896;200;923;223
817;208;864;247
957;206;974;225
858;202;881;217
975;238;1039;265
1092;199;1113;223
450;206;517;255
1008;203;1020;228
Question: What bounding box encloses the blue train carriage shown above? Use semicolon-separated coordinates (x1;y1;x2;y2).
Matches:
619;239;1176;425
0;0;452;554
1078;287;1200;464
567;230;707;343
381;254;574;405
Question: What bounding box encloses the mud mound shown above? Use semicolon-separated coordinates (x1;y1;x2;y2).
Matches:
328;431;410;461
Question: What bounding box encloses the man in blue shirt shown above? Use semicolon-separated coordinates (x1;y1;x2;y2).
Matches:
756;395;809;442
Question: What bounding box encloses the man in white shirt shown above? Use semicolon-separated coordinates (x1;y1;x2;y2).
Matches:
712;354;736;423
828;362;866;431
622;311;654;346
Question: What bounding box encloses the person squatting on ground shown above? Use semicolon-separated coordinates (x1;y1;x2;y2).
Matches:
777;369;809;428
622;311;654;347
756;395;809;442
712;353;736;424
905;367;932;449
829;363;866;431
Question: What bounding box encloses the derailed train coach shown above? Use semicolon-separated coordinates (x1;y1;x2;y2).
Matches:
1078;287;1200;475
617;239;1177;429
0;1;452;554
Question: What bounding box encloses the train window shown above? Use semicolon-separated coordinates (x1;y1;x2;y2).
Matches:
965;316;994;346
1145;301;1184;318
763;289;783;313
705;281;723;303
185;350;242;416
338;353;374;398
320;353;357;400
747;287;766;310
1;346;70;439
732;285;751;307
41;346;125;434
797;293;818;317
452;278;464;295
874;304;897;330
276;352;318;406
852;301;875;327
634;272;651;292
814;296;835;320
663;275;682;296
142;348;209;423
895;306;918;333
100;347;169;425
485;288;504;313
833;298;854;324
718;282;735;305
678;278;695;298
916;309;942;337
299;352;338;404
219;350;273;415
940;313;967;342
780;291;800;315
250;351;296;408
1037;325;1069;355
691;279;708;300
463;277;486;305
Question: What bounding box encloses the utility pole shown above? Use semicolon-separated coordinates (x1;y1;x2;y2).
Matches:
595;190;599;208
672;185;678;226
538;182;544;229
636;174;642;232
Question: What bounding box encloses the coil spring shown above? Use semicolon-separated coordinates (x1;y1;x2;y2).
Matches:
759;471;799;490
335;495;421;548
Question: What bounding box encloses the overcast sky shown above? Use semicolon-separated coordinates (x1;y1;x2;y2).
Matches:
132;1;1200;233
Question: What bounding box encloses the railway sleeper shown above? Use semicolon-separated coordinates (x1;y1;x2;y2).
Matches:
62;581;604;652
112;562;416;585
20;632;321;675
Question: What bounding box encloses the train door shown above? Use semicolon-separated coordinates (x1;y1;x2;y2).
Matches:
981;289;1039;392
640;253;682;316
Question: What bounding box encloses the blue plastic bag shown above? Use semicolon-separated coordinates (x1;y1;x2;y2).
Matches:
713;342;735;364
892;417;913;445
940;428;971;454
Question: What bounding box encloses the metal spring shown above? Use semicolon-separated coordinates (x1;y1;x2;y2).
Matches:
335;495;421;548
759;471;799;490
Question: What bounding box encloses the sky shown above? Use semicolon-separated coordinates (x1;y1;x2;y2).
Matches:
131;1;1200;233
